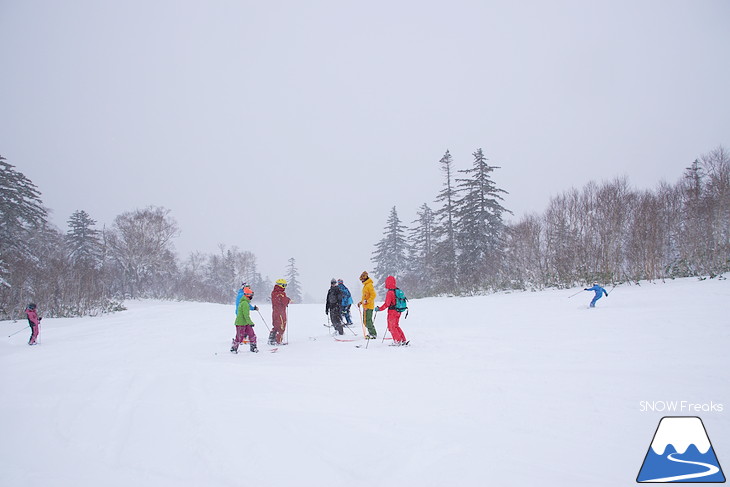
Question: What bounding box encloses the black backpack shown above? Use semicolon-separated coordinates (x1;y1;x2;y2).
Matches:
327;288;341;305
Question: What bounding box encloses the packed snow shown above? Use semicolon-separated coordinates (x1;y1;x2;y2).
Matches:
1;276;729;487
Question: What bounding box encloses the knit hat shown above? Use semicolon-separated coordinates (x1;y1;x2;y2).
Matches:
359;271;369;281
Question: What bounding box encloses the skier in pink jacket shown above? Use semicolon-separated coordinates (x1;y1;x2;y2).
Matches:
25;303;40;345
375;276;408;346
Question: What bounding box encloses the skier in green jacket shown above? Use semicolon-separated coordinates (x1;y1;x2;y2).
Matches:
231;287;258;353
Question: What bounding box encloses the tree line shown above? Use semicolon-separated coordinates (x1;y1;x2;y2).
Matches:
0;155;304;319
371;146;730;297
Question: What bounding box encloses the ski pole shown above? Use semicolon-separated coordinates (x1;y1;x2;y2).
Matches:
327;314;334;337
255;309;271;333
377;310;391;344
381;326;391;344
327;313;337;338
345;322;357;336
568;289;584;298
282;315;288;345
8;325;29;337
343;311;357;336
357;305;367;338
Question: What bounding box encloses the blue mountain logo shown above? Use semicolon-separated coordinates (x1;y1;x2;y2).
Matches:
637;416;725;483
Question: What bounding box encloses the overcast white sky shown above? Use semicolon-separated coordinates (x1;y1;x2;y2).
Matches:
2;0;729;297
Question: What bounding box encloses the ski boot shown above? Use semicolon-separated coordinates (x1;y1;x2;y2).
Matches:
250;343;259;353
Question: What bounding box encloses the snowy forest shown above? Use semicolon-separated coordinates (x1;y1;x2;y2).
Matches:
371;146;730;297
2;145;729;319
0;154;305;319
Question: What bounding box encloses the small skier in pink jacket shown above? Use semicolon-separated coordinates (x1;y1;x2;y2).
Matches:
25;303;40;345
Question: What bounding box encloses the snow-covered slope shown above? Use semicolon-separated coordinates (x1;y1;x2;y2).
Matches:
1;277;729;487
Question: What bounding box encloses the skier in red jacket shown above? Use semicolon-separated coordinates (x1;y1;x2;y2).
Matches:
375;276;408;346
269;279;291;345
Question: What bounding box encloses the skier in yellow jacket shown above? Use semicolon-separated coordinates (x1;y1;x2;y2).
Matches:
357;271;377;339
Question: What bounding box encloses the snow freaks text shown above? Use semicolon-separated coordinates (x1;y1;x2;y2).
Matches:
639;401;724;413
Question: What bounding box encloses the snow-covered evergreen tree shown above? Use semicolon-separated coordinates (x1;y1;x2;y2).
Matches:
64;210;112;314
0;156;48;272
371;206;409;286
66;210;102;269
404;203;436;297
0;156;49;316
432;150;459;294
285;257;303;303
453;148;511;291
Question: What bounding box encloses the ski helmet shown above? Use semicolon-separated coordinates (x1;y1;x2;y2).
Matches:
337;278;343;284
276;278;287;287
27;303;37;310
243;286;254;297
330;278;337;285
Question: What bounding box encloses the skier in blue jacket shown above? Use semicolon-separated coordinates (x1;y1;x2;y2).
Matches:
235;282;247;314
235;282;257;315
584;283;608;308
337;278;354;325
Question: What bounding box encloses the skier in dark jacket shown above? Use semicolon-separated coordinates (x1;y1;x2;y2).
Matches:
337;278;353;325
325;279;344;335
584;283;608;308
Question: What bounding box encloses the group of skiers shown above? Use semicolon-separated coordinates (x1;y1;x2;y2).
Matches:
17;279;608;350
231;271;410;354
231;278;292;353
325;271;408;345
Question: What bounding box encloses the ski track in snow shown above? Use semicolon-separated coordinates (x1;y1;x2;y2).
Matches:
1;277;729;487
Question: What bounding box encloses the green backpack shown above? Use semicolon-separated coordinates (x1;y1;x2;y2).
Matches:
394;288;408;313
